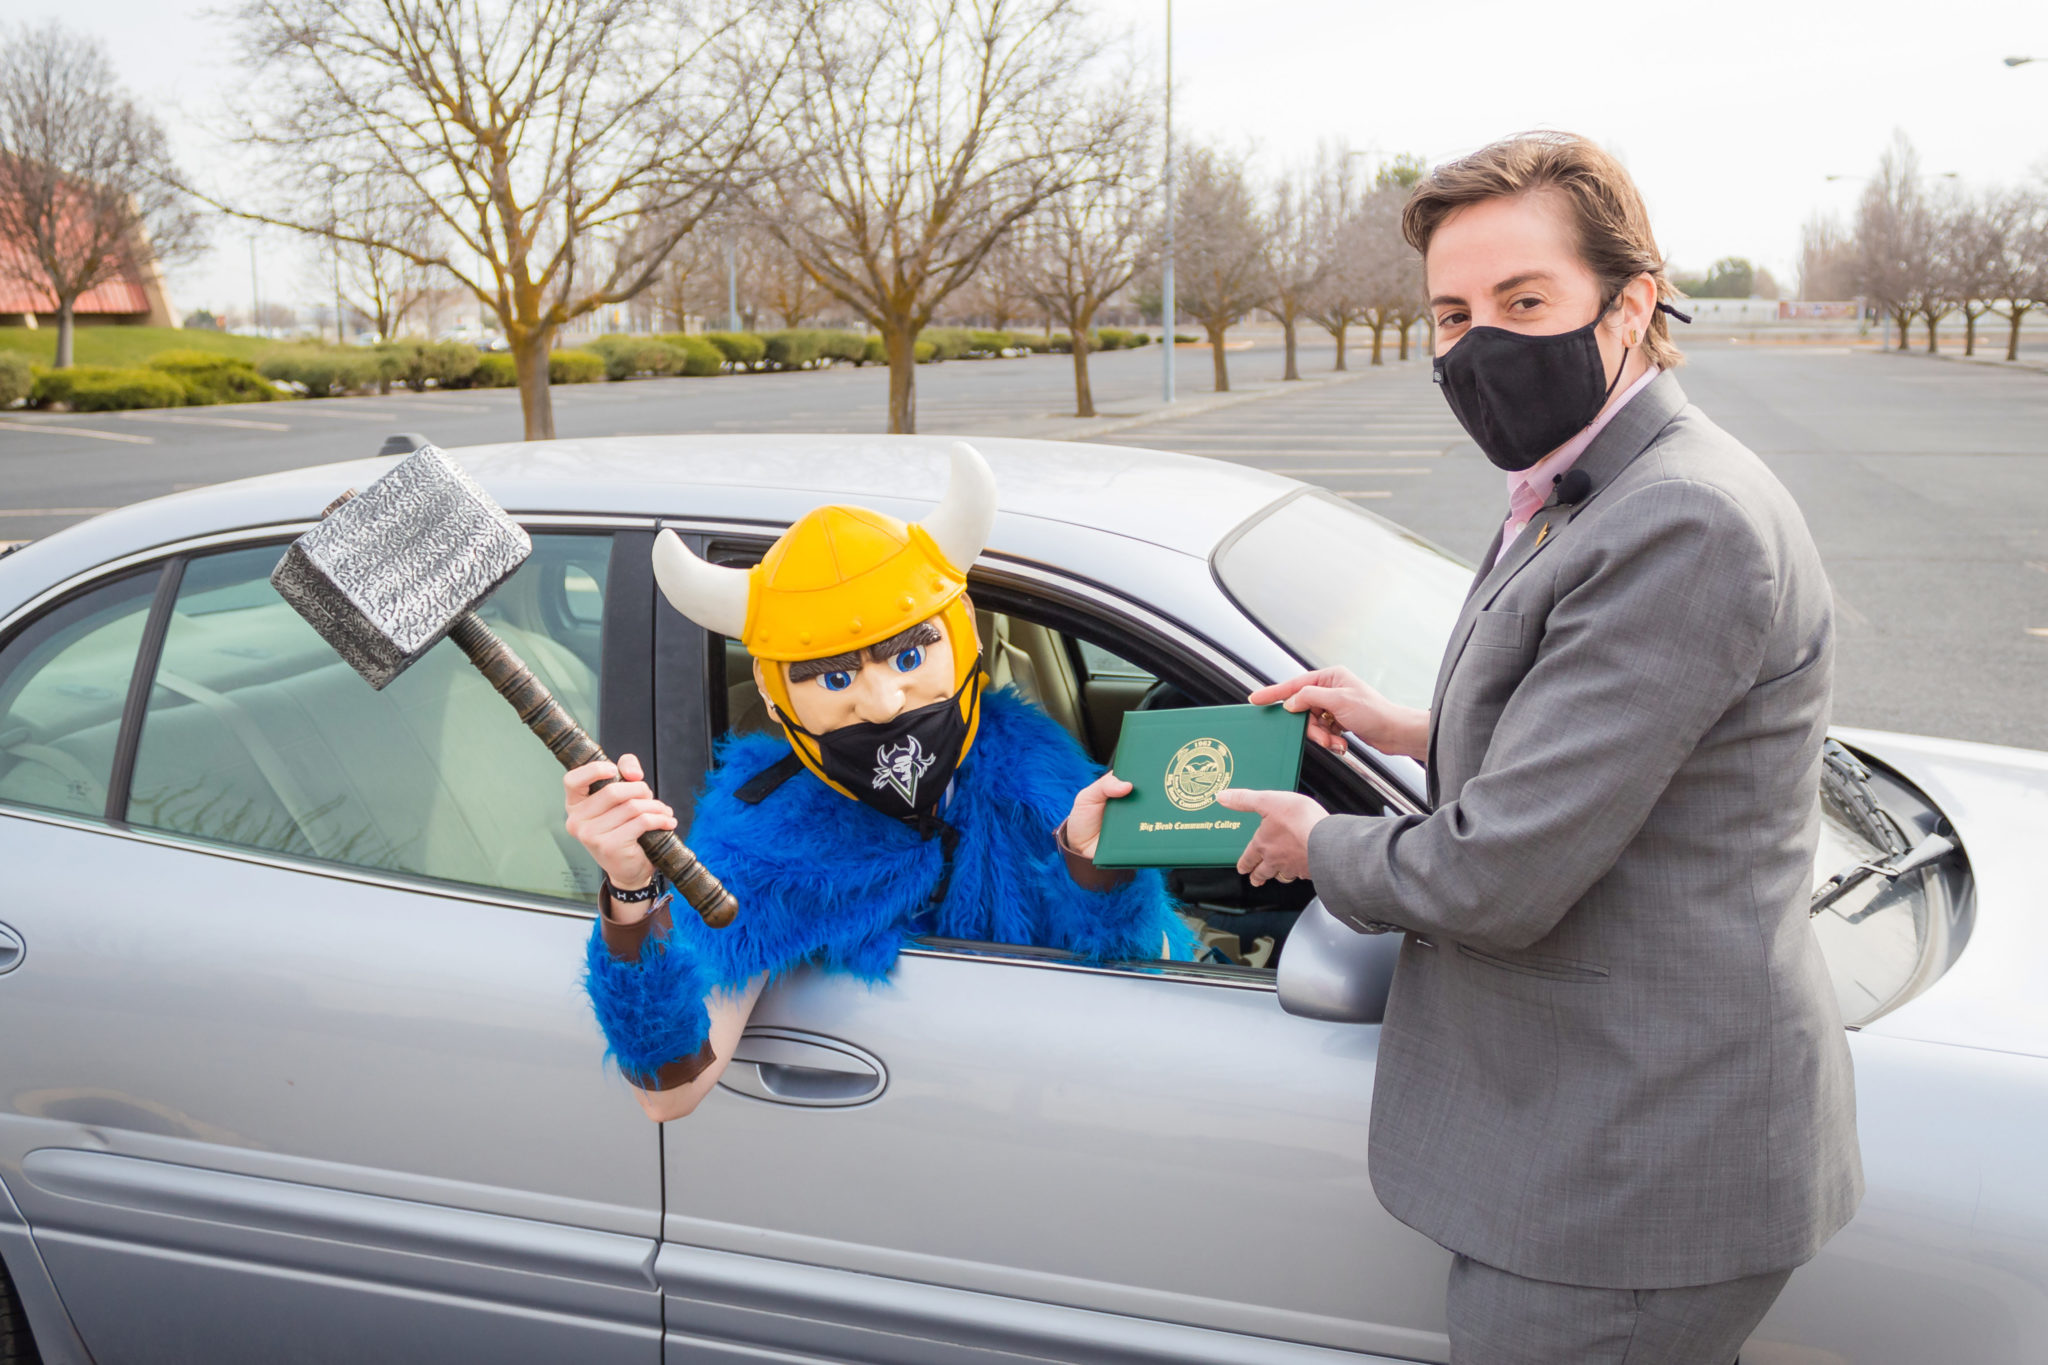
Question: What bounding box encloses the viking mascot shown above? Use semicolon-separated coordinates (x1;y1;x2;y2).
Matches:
572;442;1191;1118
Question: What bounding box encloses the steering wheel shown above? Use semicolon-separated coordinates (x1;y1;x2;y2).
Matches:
1133;678;1195;711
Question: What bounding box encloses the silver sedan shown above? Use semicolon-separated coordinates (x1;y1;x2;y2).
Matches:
0;437;2038;1364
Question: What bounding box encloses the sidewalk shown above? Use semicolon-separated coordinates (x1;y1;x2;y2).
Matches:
980;363;1385;443
1872;345;2048;375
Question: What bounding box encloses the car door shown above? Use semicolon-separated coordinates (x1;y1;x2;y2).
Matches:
650;549;1450;1364
0;525;665;1365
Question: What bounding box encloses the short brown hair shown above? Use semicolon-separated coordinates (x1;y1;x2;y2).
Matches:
1402;131;1684;369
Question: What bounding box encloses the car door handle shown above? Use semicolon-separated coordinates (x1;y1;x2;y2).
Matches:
0;922;22;975
717;1028;887;1107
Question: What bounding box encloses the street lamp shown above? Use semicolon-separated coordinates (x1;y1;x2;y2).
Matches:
319;165;347;345
1159;0;1175;405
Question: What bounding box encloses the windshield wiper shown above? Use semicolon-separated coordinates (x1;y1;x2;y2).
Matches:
1810;831;1957;919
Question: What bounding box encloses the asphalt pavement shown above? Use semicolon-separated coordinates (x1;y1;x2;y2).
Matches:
2;333;2042;749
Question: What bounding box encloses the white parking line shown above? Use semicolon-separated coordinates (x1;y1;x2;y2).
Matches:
117;412;292;432
1336;490;1393;500
381;400;495;413
1263;467;1433;476
283;406;405;421
0;419;154;444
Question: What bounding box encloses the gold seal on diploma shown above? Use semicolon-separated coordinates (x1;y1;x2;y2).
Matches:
1164;737;1233;811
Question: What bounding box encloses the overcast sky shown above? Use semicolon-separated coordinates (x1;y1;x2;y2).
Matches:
19;0;2048;317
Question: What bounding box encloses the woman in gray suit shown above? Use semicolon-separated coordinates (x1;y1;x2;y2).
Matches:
1219;132;1861;1365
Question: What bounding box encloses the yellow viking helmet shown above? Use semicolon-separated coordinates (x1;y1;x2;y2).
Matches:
650;441;998;796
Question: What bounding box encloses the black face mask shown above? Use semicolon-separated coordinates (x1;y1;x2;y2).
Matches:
783;671;981;824
1433;313;1627;472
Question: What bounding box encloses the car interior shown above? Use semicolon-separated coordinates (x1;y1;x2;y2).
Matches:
0;537;613;905
708;569;1331;971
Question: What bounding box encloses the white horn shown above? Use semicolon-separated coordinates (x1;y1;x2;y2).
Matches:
921;440;997;574
652;528;750;639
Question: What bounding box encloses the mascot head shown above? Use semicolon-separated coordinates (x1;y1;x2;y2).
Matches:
651;441;997;823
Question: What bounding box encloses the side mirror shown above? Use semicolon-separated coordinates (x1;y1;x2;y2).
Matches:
1277;898;1400;1024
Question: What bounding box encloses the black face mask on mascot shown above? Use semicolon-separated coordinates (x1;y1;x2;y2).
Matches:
782;671;982;825
1432;302;1629;473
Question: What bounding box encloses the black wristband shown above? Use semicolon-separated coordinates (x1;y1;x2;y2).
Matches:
604;874;665;905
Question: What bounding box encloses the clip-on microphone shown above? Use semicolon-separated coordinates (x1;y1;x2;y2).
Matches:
1553;468;1594;507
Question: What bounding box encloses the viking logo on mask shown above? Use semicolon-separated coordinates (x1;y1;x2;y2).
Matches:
874;736;937;806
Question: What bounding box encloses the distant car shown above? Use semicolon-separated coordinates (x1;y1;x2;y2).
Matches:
0;438;2038;1365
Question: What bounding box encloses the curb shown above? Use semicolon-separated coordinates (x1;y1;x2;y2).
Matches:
1053;364;1399;442
1871;346;2048;375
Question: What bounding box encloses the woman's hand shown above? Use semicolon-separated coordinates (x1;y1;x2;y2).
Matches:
563;753;676;894
1250;667;1431;762
1063;769;1133;860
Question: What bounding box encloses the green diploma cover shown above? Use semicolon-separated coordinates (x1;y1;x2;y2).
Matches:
1093;703;1310;868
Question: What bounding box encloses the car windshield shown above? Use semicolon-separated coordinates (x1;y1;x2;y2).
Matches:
1214;489;1472;712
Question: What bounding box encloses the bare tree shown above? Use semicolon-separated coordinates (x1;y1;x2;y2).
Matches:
1983;185;2048;362
1797;215;1859;300
960;235;1039;331
749;225;828;329
1853;134;1930;352
1018;105;1154;417
217;0;795;439
1944;190;2006;357
1299;151;1374;372
1259;172;1327;382
0;23;202;368
330;175;439;340
1912;182;1967;352
753;0;1131;433
1173;144;1266;392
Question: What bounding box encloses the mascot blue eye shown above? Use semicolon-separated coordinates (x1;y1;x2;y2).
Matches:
894;646;925;673
821;670;854;692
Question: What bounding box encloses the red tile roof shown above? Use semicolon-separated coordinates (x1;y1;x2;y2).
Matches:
0;161;157;317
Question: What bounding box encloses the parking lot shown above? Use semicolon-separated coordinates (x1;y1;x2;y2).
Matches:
3;334;2042;749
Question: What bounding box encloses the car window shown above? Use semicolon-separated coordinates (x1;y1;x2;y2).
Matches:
696;555;1330;973
125;534;614;903
0;568;161;819
1214;488;1469;712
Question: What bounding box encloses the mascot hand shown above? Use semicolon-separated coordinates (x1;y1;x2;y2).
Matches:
1063;770;1133;860
565;753;678;891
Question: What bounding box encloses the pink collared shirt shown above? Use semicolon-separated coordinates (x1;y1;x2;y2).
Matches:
1487;366;1660;572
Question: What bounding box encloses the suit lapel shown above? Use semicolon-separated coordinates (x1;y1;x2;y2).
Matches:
1424;372;1691;807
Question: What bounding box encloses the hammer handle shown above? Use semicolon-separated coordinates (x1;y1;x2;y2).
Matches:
446;612;738;929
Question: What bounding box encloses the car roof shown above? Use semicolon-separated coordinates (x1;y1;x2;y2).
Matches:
0;435;1300;606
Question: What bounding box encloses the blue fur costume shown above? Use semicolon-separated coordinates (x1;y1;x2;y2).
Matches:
585;687;1193;1080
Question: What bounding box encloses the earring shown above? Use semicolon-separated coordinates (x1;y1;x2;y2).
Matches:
1627;328;1639;347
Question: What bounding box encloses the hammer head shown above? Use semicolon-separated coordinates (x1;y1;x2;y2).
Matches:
272;445;532;690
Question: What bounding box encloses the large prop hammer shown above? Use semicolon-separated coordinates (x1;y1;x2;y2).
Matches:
270;445;737;928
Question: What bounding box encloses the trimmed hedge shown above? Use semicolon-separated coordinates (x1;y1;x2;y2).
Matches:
703;331;766;370
654;334;725;377
586;334;687;381
375;339;480;391
549;349;604;384
259;346;380;397
473;353;517;387
0;352;32;407
913;340;936;364
860;337;886;366
968;329;1013;355
920;328;975;362
34;365;187;412
1094;327;1134;350
147;349;276;405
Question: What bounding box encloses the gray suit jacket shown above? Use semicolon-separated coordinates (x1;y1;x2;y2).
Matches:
1307;372;1862;1288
